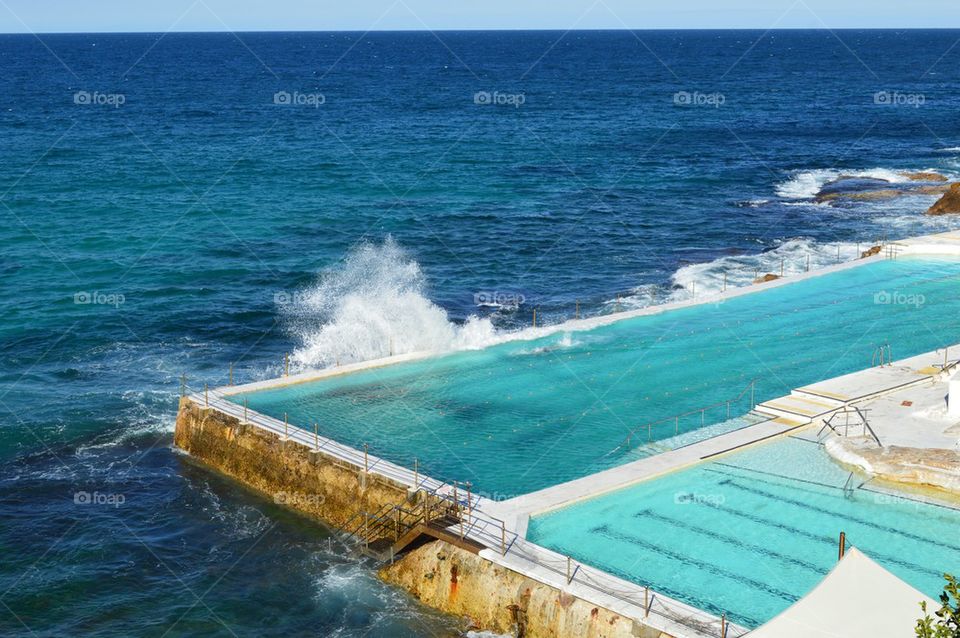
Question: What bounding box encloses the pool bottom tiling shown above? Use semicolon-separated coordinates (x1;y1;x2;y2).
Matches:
233;257;960;495
526;436;960;628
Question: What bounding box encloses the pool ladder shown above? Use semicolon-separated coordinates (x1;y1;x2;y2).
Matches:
871;343;892;367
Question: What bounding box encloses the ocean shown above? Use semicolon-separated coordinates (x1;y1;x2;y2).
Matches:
1;29;959;636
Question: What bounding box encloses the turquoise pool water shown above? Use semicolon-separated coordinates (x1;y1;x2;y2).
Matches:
527;436;960;628
235;257;960;494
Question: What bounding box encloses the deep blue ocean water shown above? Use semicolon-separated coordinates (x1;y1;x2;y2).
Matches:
2;30;960;636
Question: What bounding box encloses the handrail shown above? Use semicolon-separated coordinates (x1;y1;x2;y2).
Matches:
819;405;881;448
871;344;892;367
611;378;759;454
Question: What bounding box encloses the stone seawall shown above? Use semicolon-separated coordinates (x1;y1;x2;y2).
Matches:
173;396;413;532
174;397;676;638
380;541;670;638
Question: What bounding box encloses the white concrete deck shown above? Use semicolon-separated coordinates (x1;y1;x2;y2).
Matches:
863;383;960;450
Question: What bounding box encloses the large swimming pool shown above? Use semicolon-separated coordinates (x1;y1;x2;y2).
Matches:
526;436;960;628
233;257;960;494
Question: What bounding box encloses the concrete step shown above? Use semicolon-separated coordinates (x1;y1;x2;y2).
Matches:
755;393;841;422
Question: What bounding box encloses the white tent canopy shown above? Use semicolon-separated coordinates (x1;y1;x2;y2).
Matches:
749;548;936;638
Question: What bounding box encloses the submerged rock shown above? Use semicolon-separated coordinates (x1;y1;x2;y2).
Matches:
927;182;960;215
861;245;882;258
900;171;948;182
815;182;950;203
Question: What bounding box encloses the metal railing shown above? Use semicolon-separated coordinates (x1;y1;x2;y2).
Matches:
871;344;892;367
819;406;882;448
611;378;758;454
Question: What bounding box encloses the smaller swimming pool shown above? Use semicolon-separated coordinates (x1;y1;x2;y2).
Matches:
526;436;960;628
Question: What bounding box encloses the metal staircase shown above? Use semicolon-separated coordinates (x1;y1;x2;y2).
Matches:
342;490;486;562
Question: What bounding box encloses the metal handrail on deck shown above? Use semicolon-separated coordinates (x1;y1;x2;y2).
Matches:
819;406;882;448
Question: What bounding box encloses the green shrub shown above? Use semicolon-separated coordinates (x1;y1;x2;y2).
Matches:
916;574;960;638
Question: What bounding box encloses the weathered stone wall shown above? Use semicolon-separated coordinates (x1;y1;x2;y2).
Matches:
380;541;672;638
173;397;413;532
175;397;674;638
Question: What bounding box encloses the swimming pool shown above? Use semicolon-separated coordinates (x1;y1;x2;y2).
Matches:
233;257;960;494
526;435;960;627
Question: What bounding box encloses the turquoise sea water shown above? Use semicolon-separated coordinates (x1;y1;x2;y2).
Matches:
527;436;960;628
236;257;960;495
4;29;960;636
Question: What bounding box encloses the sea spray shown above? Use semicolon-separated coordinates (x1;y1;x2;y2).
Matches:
614;238;863;309
285;238;499;368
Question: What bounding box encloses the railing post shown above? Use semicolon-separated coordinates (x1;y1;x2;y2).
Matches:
228;362;233;386
364;443;369;473
244;397;248;423
644;586;649;618
501;521;506;556
452;481;458;507
575;299;580;320
701;408;705;426
284;352;289;377
413;458;419;490
314;422;319;451
466;482;473;516
721;612;727;637
532;308;537;328
204;383;208;407
566;556;571;584
284;413;288;439
838;531;846;560
750;380;755;408
675;415;679;435
647;423;651;442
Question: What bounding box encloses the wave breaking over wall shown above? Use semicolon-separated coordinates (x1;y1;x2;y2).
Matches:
284;238;498;368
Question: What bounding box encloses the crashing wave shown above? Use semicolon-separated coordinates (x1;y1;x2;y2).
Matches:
284;238;501;369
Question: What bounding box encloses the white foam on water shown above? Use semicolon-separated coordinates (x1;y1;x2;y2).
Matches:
287;238;508;369
774;167;925;199
616;238;863;308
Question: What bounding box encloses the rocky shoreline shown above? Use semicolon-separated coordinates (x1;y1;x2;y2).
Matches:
811;170;960;214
